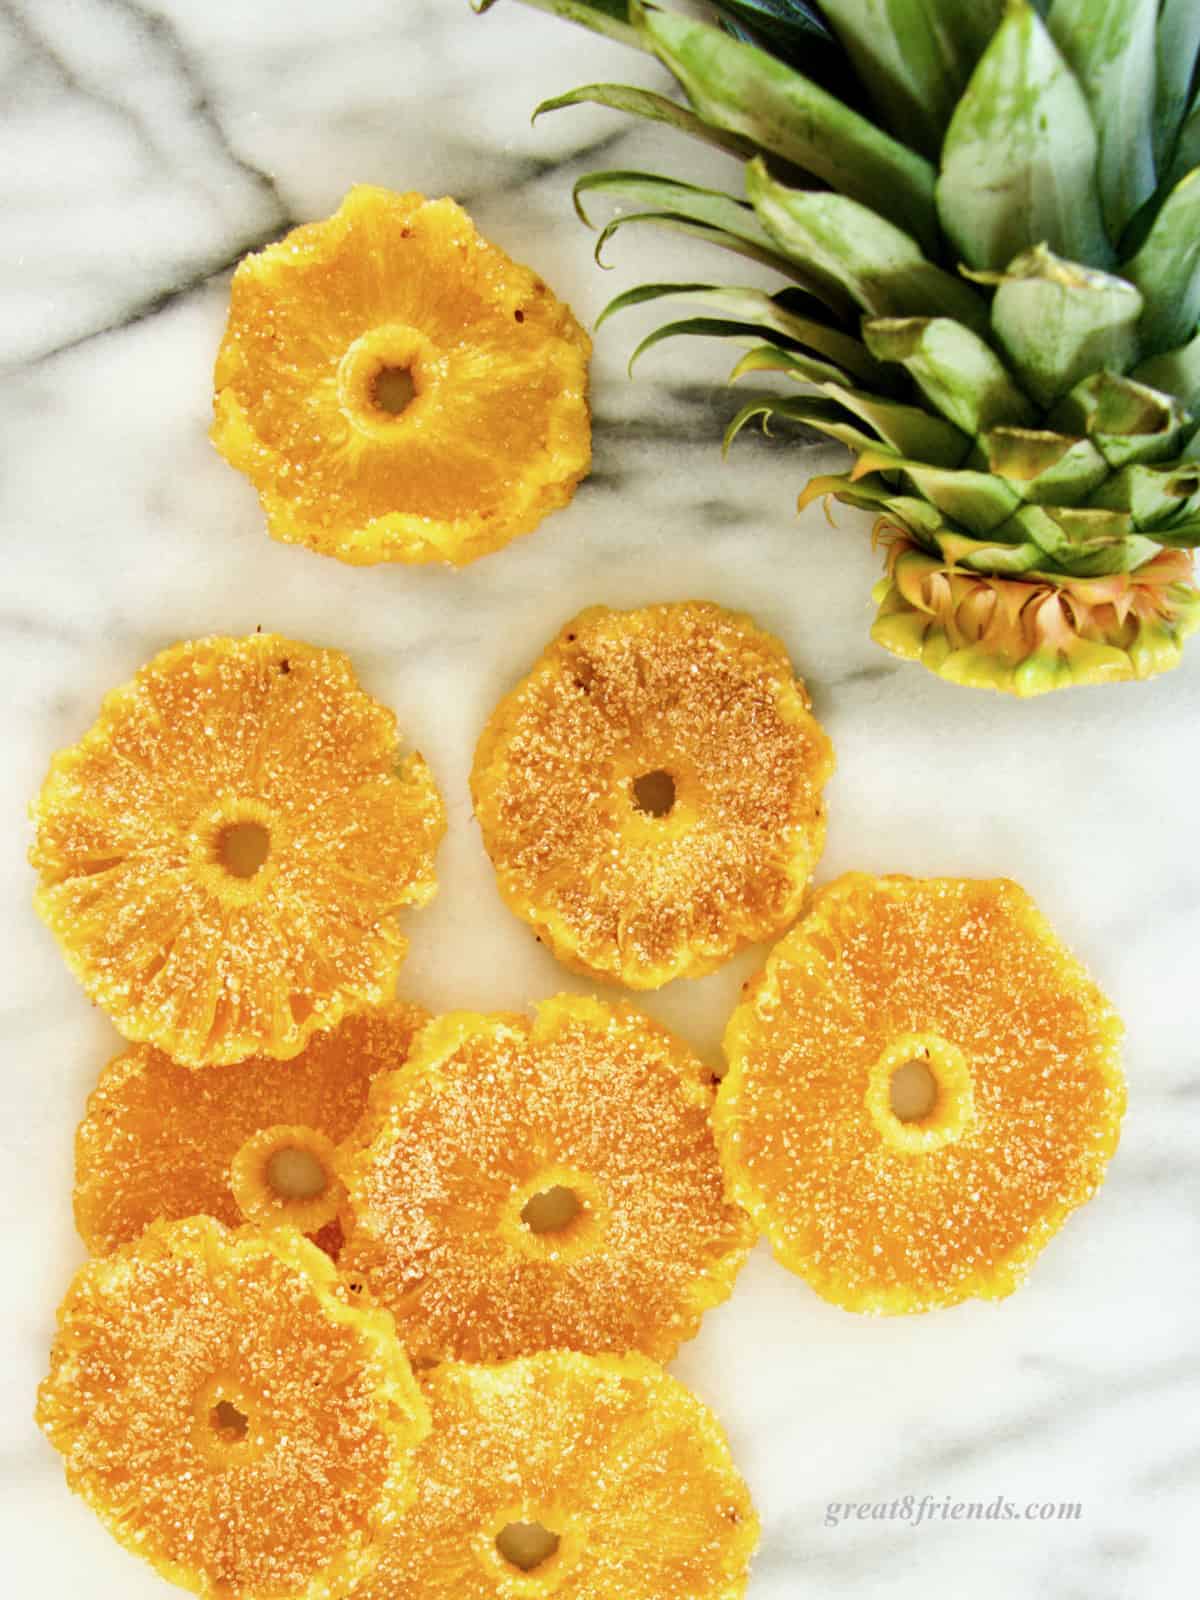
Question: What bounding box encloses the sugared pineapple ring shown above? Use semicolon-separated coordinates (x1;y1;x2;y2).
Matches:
30;635;445;1067
349;1352;759;1600
36;1217;429;1600
717;874;1126;1314
75;1003;429;1256
471;601;834;988
338;995;754;1364
211;186;592;567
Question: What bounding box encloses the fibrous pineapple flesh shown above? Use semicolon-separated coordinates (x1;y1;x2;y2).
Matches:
480;0;1200;695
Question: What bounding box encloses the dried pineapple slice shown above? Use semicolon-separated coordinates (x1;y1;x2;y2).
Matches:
36;1217;429;1600
30;635;445;1066
75;1003;428;1255
338;995;753;1363
717;874;1126;1313
212;186;592;567
471;601;834;988
350;1351;758;1600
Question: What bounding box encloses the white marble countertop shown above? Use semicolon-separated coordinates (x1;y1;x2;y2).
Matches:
2;3;1197;1596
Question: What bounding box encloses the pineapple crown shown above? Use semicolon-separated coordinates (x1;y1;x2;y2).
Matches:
479;0;1200;692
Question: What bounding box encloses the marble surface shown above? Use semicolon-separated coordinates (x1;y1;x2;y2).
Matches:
2;2;1197;1596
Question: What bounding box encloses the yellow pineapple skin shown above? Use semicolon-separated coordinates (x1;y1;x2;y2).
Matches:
349;1351;759;1600
212;187;592;567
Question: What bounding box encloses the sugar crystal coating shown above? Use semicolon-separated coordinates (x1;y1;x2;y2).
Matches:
30;635;445;1065
36;1218;429;1600
349;1352;759;1600
75;1004;429;1255
471;601;834;988
338;995;754;1362
717;874;1126;1313
211;186;592;566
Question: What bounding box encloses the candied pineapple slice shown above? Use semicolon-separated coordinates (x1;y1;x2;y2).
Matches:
75;1004;428;1255
30;635;445;1066
212;186;591;567
471;601;834;988
37;1218;429;1600
338;995;753;1363
350;1351;758;1600
717;874;1126;1313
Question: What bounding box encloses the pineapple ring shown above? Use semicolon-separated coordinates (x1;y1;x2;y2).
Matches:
30;635;445;1066
337;995;754;1364
471;601;834;988
717;874;1127;1314
74;1004;429;1257
36;1218;429;1600
211;186;592;567
349;1352;759;1600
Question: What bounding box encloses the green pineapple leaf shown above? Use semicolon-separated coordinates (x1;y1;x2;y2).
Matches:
971;245;1143;409
635;3;940;252
624;316;856;386
595;281;885;381
1132;330;1200;414
1046;0;1156;240
862;317;1036;434
474;0;644;46
1050;371;1191;467
1087;462;1200;528
747;162;989;333
535;83;761;162
1153;0;1200;170
937;0;1113;272
980;428;1109;502
815;0;1005;162
1122;168;1200;354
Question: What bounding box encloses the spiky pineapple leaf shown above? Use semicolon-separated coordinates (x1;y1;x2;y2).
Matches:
852;453;1023;535
815;0;1005;162
1133;330;1200;414
535;83;760;162
729;343;868;387
624;316;857;386
863;317;1036;435
636;4;941;253
1088;462;1200;528
1050;371;1191;467
1123;168;1200;354
1153;0;1200;170
575;171;849;299
1163;98;1200;193
1046;0;1156;240
819;381;969;465
981;428;1109;501
597;282;887;381
475;0;644;46
937;1;1113;272
747;162;990;333
973;246;1144;409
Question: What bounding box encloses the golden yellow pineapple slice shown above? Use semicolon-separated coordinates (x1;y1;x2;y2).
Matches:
471;600;834;988
30;635;445;1066
37;1218;429;1600
212;186;591;566
74;1003;429;1255
350;1352;759;1600
717;874;1126;1313
338;994;754;1363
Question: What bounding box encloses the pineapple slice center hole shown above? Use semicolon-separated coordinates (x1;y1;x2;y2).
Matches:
209;1398;249;1444
889;1058;939;1123
632;769;676;817
520;1185;581;1235
496;1522;561;1573
216;820;270;879
371;364;416;416
266;1145;328;1201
